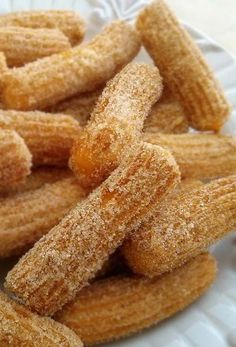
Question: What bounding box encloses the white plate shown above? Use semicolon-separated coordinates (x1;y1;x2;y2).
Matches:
0;1;235;346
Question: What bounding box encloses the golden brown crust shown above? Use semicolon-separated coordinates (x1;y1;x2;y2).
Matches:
136;0;230;131
144;133;236;180
0;177;87;258
70;62;163;189
0;10;86;45
0;110;80;166
0;291;83;347
122;176;236;277
5;142;180;315
2;21;140;110
0;129;32;193
55;253;216;346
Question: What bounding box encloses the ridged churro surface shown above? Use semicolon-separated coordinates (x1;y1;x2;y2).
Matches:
0;130;32;193
2;21;140;110
0;291;83;347
0;10;85;45
70;62;163;189
55;253;216;345
137;0;230;131
0;110;80;166
0;26;71;67
0;177;87;258
123;176;236;277
5;142;179;315
144;99;188;134
144;133;236;179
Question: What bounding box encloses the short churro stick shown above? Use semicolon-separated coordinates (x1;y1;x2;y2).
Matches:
49;90;101;126
5;142;180;315
0;27;71;67
0;177;87;258
144;133;236;180
137;0;230;131
123;176;236;277
55;253;216;346
0;10;85;45
0;291;83;347
2;21;140;111
0;167;71;198
70;62;163;189
0;130;31;193
0;110;80;166
144;99;188;134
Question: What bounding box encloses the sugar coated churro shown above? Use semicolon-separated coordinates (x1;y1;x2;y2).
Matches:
137;0;230;131
0;177;87;258
0;291;83;347
55;253;216;345
0;10;85;45
0;26;71;67
144;99;188;134
0;130;32;193
5;142;180;315
70;62;163;189
0;110;80;166
144;133;236;180
2;21;140;111
123;176;236;277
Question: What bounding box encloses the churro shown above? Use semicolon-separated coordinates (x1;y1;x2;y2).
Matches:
144;133;236;180
0;110;80;166
0;10;85;45
0;27;71;67
144;99;188;134
0;291;83;347
70;62;163;189
0;130;31;193
2;21;140;111
49;90;101;126
137;0;230;131
55;253;216;345
5;142;180;315
0;177;87;258
123;176;236;277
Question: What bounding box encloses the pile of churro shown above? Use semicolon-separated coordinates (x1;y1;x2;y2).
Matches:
0;2;235;346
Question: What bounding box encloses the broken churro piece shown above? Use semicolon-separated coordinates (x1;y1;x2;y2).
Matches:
5;142;179;315
55;253;216;345
137;0;230;131
0;291;83;347
0;10;86;45
70;62;162;189
123;176;236;277
2;21;140;110
0;110;80;166
144;133;236;180
0;129;31;193
0;177;87;258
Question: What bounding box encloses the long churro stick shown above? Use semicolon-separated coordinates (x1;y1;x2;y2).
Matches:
0;110;80;166
122;176;236;277
144;99;188;134
136;0;230;131
5;142;180;315
0;27;71;67
0;291;83;347
0;10;85;45
144;133;236;180
70;62;162;189
0;130;32;193
0;177;87;258
2;21;140;111
55;253;216;346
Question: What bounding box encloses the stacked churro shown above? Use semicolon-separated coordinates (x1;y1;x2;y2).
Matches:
0;3;235;346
